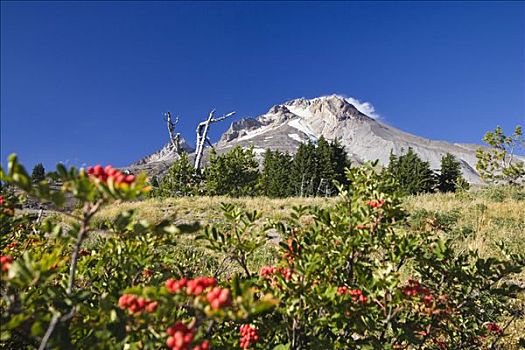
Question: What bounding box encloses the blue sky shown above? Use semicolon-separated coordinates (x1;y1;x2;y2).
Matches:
1;1;524;170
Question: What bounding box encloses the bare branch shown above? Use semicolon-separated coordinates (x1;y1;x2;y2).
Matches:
193;109;235;170
211;111;236;123
39;199;104;350
38;313;60;350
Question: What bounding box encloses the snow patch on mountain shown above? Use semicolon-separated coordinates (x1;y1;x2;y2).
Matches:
236;124;275;141
288;133;303;142
288;119;318;141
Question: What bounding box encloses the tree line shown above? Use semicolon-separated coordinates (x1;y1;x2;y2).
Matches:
151;136;469;198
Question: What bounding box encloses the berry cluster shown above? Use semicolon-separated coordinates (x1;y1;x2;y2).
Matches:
486;322;503;335
337;287;367;304
239;324;259;349
87;165;135;185
259;266;292;281
118;294;158;314
187;277;217;295
206;287;232;310
166;277;217;295
402;279;433;306
192;340;210;350
166;323;210;350
166;277;232;310
366;199;385;208
259;266;277;277
0;195;4;205
1;255;13;272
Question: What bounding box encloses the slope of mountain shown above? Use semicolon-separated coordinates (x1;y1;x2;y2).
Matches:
130;138;195;175
131;95;488;183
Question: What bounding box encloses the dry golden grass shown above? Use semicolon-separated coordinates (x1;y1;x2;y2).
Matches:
94;190;524;259
404;190;525;258
94;196;334;226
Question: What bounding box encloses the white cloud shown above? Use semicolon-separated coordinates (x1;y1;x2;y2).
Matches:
343;96;380;119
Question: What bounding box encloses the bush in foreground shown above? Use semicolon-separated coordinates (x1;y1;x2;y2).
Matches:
1;155;524;349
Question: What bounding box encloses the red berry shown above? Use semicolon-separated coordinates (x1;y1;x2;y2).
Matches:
166;278;175;290
218;289;230;304
118;295;129;308
137;297;147;308
129;304;139;313
1;255;14;272
210;299;221;310
183;332;194;343
146;301;159;313
93;165;103;176
115;174;126;184
166;336;176;348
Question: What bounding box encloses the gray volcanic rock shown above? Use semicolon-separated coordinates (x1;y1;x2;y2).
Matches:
128;138;195;176
134;138;194;166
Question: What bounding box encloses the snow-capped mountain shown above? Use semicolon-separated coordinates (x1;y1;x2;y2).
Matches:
216;95;482;182
131;95;487;182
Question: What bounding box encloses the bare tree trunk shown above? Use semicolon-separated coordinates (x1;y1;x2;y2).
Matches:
165;112;182;156
194;110;235;170
316;178;325;197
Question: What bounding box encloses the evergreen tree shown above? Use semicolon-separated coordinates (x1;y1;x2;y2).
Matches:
387;148;437;195
438;153;463;192
329;138;351;190
159;153;199;196
259;150;293;197
205;146;260;197
315;136;335;196
287;138;351;197
290;142;318;197
31;163;46;182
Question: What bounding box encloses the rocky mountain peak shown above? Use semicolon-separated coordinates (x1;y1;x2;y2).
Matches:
283;95;369;122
